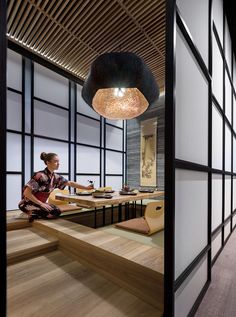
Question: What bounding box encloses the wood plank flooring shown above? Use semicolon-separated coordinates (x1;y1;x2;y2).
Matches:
7;250;162;317
195;229;236;317
7;228;58;264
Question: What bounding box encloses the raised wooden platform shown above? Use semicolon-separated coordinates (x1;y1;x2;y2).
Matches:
7;227;58;265
33;218;164;311
8;250;162;317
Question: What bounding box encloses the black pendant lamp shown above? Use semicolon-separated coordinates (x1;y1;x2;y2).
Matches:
82;52;159;120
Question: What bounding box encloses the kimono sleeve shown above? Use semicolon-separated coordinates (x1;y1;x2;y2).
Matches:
57;175;68;190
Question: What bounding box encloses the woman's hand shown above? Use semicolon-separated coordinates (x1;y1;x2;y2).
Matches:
40;202;53;211
87;185;94;190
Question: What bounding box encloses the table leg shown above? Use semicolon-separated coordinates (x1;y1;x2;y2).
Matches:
111;205;114;224
103;206;105;226
118;203;122;222
94;208;97;228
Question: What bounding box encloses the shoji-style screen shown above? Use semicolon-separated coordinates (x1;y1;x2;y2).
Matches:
34;63;69;177
6;54;127;209
166;0;236;316
166;0;236;315
6;49;22;210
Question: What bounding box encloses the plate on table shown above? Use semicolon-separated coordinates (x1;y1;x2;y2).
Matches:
119;190;137;196
138;189;154;193
92;193;113;199
76;191;92;196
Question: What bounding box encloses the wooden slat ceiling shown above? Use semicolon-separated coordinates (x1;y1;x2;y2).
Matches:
7;0;165;91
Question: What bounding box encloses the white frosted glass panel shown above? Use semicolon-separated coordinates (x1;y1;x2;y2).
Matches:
106;151;123;174
233;214;236;228
212;233;222;260
225;124;231;172
176;29;208;165
25;136;31;184
175;169;208;278
212;105;223;169
77;85;100;119
76;175;100;188
106;119;123;128
77;115;100;146
106;125;123;151
175;257;208;317
34;63;68;108
234;137;236;173
34;138;68;173
225;73;232;123
212;0;223;45
212;34;223;107
234;97;236;133
224;221;231;241
234;58;236;91
225;20;232;74
77;146;100;174
105;176;123;191
234;178;236;210
225;176;231;219
7;174;22;210
7;133;21;171
34;100;68;140
7;49;22;91
7;91;22;131
176;0;209;64
212;174;223;231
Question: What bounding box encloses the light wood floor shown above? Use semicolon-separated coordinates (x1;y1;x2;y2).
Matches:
7;250;162;317
195;229;236;317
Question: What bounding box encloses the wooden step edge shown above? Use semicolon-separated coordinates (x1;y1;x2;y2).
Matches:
7;241;58;266
7;220;31;231
33;219;164;311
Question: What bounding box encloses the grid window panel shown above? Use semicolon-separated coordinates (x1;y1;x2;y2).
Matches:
176;0;209;65
175;256;208;317
24;136;31;184
105;176;123;191
234;96;236;133
212;0;223;45
225;72;232;124
77;84;100;119
212;104;223;170
233;214;236;228
211;232;222;261
7;90;22;131
225;20;232;75
7;49;22;91
224;221;231;241
225;124;232;172
76;145;100;174
106;125;123;151
212;174;223;231
175;169;208;278
176;28;208;165
106;119;123;128
34;137;69;174
77;115;100;146
212;34;223;108
233;57;236;91
224;176;231;219
76;175;100;188
233;177;236;211
7;133;22;172
34;100;68;140
34;63;69;108
7;174;22;210
234;137;236;173
106;151;123;175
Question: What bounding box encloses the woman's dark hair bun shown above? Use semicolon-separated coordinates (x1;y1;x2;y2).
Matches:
40;152;47;161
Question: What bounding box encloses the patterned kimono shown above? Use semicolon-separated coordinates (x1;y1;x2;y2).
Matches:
19;168;68;221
